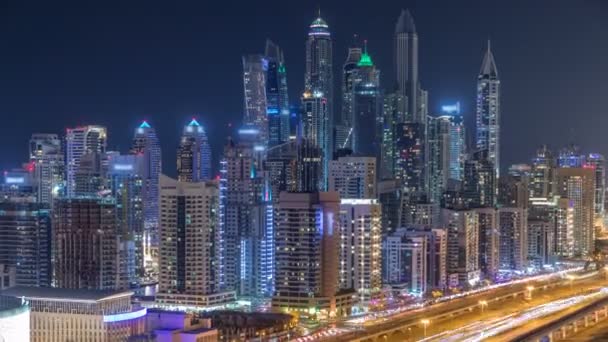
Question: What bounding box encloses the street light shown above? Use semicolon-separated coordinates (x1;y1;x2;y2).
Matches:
566;275;575;290
421;319;430;337
479;300;488;313
526;285;534;300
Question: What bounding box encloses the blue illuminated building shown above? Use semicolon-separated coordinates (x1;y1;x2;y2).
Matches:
265;39;290;147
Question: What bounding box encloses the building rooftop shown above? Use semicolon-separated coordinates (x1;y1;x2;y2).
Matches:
181;327;217;335
0;286;133;302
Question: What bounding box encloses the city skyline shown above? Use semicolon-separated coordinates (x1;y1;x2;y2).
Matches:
1;1;607;175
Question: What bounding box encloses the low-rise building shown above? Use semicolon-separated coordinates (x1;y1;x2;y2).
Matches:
0;286;146;342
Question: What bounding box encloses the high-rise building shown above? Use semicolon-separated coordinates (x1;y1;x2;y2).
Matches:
305;14;334;139
0;201;51;287
464;150;496;208
53;197;118;290
394;9;426;123
441;209;480;288
498;208;528;271
265;39;291;146
586;153;605;221
529;145;556;199
130;120;162;275
382;232;427;294
329;156;376;199
272;192;354;319
427;116;451;204
394;122;426;196
218;129;274;298
301;90;330;189
339;36;362;150
107;154;145;286
73;151;105;197
476;41;500;180
555;167;595;256
474;208;499;280
156;175;235;308
242;54;269;143
557;144;585;168
338;199;382;301
527;218;555;269
177;118;212;182
382;227;447;294
65;125;107;197
380;92;406;179
29;133;64;205
352;43;381;157
529;197;574;258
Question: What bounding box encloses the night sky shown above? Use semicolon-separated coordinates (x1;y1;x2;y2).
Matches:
1;0;607;176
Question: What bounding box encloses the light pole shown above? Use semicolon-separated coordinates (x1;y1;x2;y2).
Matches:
567;275;575;290
526;286;534;300
479;300;488;313
421;319;430;338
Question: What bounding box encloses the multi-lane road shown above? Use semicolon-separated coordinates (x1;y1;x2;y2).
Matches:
304;270;606;341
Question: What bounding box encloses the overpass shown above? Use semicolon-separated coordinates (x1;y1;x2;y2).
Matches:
513;294;608;342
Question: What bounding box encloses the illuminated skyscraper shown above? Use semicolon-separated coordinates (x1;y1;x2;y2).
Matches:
0;201;51;287
529;145;556;199
476;41;501;179
29;133;64;205
352;43;381;157
265;39;290;146
272;192;354;319
380;92;406;179
394;9;427;123
556;167;595;256
177;118;212;182
156;175;236;307
338;199;382;301
498;207;528;271
65;125;107;197
585;153;605;220
441;208;480;288
53;197;119;290
305;13;334;132
394;122;426;197
107;154;145;286
464;150;496;208
130;120;161;274
242;54;269;143
339;36;362;150
218;128;274;298
301;90;330;190
474;208;499;280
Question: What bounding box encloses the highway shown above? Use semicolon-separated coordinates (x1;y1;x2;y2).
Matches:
306;270;605;341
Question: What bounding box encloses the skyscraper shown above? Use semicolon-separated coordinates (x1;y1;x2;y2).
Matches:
585;153;605;221
156;175;235;308
65;125;107;197
529;145;556;199
107;154;145;286
474;207;499;280
352;43;382;157
53;197;119;290
556;167;595;256
301;90;330;189
177;118;212;182
272;192;354;319
305;13;334;132
339;36;362;150
394;122;426;197
29;133;64;205
265;39;291;146
464;150;496;208
380;92;406;179
441;208;480;288
394;9;426;123
498;207;528;271
242;54;269;143
476;41;501;179
338;199;382;301
218;129;274;298
0;201;51;287
130;120;162;275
